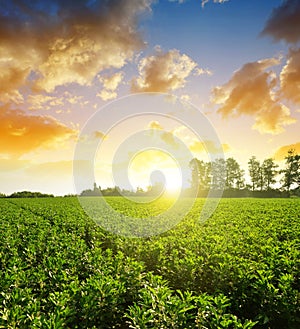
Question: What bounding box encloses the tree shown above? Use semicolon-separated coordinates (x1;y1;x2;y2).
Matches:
189;158;211;192
93;182;101;194
281;149;300;195
136;187;145;195
8;191;54;198
211;158;226;190
190;158;200;192
146;182;164;196
236;167;246;190
248;156;261;191
262;158;278;191
225;157;245;189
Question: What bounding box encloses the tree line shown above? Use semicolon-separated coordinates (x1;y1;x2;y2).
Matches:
80;182;165;197
189;149;300;197
0;191;54;198
2;150;298;198
80;149;299;198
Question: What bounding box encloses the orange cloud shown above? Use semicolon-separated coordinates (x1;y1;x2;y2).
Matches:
0;1;151;98
189;140;230;154
28;93;86;111
101;72;124;91
131;49;203;93
97;71;124;101
161;132;179;149
147;121;179;148
212;58;296;134
94;131;108;140
180;94;191;102
0;66;27;104
148;121;164;130
28;95;60;111
0;105;76;157
129;150;175;171
274;142;300;161
280;48;300;105
261;0;300;43
97;90;118;101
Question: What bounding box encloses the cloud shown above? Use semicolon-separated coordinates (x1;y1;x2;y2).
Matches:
260;1;300;107
261;0;300;43
180;94;191;102
201;0;229;8
28;92;87;110
274;142;300;160
222;144;231;152
97;71;124;101
0;0;151;97
147;121;179;148
0;66;27;104
94;130;108;140
161;132;179;148
28;94;59;111
280;48;300;105
212;58;296;134
129;149;178;174
168;0;186;4
149;121;229;153
189;140;230;154
169;0;228;6
148;121;164;130
101;72;124;91
194;67;213;76
97;90;118;101
131;49;201;93
0;104;76;157
67;94;83;105
0;91;24;105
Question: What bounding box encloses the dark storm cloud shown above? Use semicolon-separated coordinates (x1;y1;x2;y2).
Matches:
261;0;300;43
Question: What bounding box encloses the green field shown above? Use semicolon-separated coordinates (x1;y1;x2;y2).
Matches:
1;197;299;328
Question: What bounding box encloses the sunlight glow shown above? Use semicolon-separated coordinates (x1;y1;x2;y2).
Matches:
128;150;182;193
164;168;182;193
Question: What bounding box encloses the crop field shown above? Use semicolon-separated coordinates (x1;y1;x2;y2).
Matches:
0;197;299;328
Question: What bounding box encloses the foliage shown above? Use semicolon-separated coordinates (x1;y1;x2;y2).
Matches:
281;149;300;194
0;197;299;328
261;158;278;191
188;149;299;197
7;191;54;198
248;156;262;192
225;157;245;190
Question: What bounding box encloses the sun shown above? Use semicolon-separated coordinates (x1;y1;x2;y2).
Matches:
128;149;183;194
164;168;182;193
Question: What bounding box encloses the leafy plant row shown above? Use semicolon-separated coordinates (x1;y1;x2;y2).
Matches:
1;197;299;328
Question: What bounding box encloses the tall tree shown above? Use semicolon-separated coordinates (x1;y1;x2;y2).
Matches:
189;158;211;191
190;158;200;191
281;149;300;195
236;167;246;190
262;158;278;191
248;156;261;191
211;158;226;190
225;157;245;189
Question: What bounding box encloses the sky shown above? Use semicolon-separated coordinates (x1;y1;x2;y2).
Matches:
0;0;300;195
